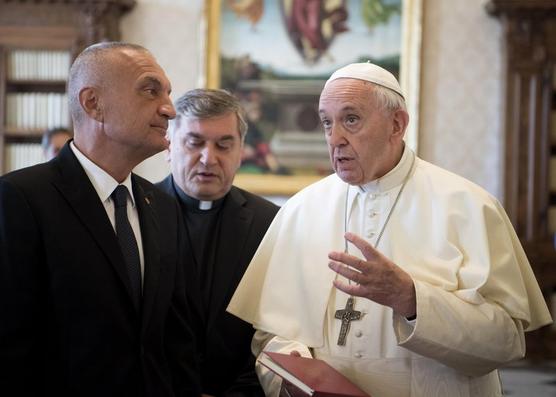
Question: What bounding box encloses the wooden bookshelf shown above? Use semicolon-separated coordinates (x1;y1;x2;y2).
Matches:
6;81;67;93
0;0;135;174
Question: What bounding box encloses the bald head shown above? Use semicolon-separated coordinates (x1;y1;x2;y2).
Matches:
67;42;150;126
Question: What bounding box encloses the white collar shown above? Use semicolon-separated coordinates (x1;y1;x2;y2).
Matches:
345;146;415;218
359;145;414;193
199;200;213;210
70;142;135;207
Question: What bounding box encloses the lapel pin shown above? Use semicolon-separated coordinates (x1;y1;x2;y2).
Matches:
145;197;150;205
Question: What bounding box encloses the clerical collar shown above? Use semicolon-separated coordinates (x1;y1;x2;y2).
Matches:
358;145;414;194
172;178;226;211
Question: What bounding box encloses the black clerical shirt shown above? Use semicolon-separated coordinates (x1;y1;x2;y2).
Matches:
173;181;227;310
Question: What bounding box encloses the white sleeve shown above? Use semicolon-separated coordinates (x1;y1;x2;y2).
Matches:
389;188;552;377
251;330;313;397
393;279;525;377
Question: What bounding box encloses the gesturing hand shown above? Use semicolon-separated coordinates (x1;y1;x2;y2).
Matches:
328;232;416;318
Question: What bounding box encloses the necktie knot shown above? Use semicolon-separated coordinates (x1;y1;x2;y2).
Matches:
112;185;129;208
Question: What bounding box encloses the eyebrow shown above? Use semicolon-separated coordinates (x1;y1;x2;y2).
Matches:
185;132;237;141
139;76;172;95
185;132;203;139
217;135;236;141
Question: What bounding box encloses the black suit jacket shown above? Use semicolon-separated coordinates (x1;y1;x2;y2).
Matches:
0;144;200;397
156;175;279;397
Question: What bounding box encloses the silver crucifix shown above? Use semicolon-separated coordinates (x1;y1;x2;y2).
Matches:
334;296;362;346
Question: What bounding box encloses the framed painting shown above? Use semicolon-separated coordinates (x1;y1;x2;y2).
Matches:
203;0;422;196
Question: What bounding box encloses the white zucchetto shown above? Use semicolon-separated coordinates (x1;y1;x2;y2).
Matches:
325;62;404;99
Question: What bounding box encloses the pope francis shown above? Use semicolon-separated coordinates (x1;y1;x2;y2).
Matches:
227;62;552;397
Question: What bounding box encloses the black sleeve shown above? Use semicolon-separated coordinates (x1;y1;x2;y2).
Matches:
0;178;47;396
222;353;265;397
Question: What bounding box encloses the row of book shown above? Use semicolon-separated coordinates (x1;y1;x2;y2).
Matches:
5;93;69;131
3;143;44;174
7;50;71;81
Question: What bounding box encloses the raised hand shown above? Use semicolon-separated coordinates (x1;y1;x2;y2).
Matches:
328;232;416;318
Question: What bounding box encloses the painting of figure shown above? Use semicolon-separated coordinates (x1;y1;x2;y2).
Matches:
206;0;421;193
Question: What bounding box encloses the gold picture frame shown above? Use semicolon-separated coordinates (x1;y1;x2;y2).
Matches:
203;0;422;196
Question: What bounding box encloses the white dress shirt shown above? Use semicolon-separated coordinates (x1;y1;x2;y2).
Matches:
70;142;145;286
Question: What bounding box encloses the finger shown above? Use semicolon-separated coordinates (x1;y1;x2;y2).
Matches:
289;350;301;357
345;232;380;260
328;251;366;271
329;260;364;284
332;278;366;297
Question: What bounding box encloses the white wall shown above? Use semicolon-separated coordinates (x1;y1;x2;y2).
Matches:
122;0;505;199
121;0;205;183
418;0;504;199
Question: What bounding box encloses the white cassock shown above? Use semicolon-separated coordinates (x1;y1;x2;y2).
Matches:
227;147;552;397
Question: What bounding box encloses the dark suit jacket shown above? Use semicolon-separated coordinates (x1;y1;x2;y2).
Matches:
156;175;279;397
0;144;200;397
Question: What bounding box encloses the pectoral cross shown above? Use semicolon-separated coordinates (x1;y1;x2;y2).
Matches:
334;296;362;346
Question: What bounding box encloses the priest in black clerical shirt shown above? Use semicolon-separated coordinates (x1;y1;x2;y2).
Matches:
156;89;279;397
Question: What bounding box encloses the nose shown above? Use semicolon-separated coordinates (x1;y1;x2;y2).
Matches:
327;123;347;147
160;96;176;120
200;145;217;166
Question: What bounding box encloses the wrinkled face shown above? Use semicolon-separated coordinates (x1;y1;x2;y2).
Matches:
319;78;406;185
45;132;72;160
98;49;176;159
168;112;243;201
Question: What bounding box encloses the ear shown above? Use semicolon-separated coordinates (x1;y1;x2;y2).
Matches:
391;109;409;141
79;87;103;122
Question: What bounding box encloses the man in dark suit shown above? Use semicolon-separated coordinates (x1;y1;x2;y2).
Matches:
156;89;279;397
0;42;200;396
42;127;73;160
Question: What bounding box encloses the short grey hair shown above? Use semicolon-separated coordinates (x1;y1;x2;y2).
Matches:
370;83;407;113
169;88;248;141
67;42;150;125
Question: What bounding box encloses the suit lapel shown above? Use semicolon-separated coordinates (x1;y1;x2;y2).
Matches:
52;144;138;312
157;174;174;194
133;178;160;328
209;187;253;329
